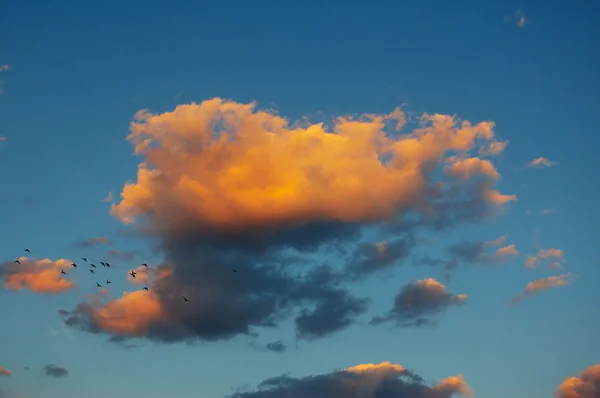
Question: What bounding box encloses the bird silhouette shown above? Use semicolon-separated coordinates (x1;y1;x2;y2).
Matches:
61;270;66;275
25;248;30;253
233;269;237;273
106;279;112;284
143;287;149;291
89;269;94;274
82;257;87;262
183;296;190;302
90;263;96;268
96;282;101;287
14;260;20;264
100;261;106;266
105;262;111;268
71;263;78;268
130;270;136;278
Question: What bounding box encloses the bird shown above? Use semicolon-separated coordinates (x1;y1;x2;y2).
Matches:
90;263;96;268
14;259;20;264
142;263;148;267
130;270;137;278
71;263;77;268
96;282;101;287
106;279;112;284
100;261;106;266
25;248;30;253
61;270;66;275
105;262;111;268
89;269;94;274
143;287;149;291
82;257;87;262
233;269;237;273
183;296;190;302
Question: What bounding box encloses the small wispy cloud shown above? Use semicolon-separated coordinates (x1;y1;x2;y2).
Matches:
0;65;11;72
506;9;527;28
0;137;5;147
510;273;575;304
526;208;556;216
74;237;111;248
101;192;113;203
44;364;68;378
525;157;558;169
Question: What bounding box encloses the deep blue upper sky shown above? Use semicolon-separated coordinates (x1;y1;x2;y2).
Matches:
0;1;598;398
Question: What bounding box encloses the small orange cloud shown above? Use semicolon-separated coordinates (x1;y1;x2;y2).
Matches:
510;273;574;304
479;139;509;156
496;244;518;257
526;248;565;269
555;364;600;398
344;361;405;374
433;374;474;397
1;257;76;294
0;367;11;376
527;157;557;168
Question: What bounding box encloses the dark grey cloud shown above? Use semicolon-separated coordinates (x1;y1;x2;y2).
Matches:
228;362;472;398
371;279;466;328
74;237;111;248
265;340;287;353
44;364;68;378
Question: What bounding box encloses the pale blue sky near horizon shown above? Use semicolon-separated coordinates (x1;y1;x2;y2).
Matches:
0;1;598;398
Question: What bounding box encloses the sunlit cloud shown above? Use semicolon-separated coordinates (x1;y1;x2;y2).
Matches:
0;257;76;294
0;367;11;377
525;248;565;269
509;273;575;304
555;364;600;398
101;191;114;202
526;157;557;168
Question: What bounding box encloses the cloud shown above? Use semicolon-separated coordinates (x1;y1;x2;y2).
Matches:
0;65;10;72
101;192;114;202
61;98;515;344
74;237;111;248
555;364;600;398
509;273;575;304
505;9;527;28
0;257;75;294
106;249;141;261
229;361;473;398
0;137;5;146
265;340;287;353
526;208;556;216
525;248;565;269
371;278;466;327
478;139;509;156
526;157;557;168
44;364;68;378
0;367;11;377
443;235;518;270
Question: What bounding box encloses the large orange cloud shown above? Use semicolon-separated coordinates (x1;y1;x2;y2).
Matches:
555;364;600;398
111;99;515;236
62;99;517;344
0;257;75;294
229;361;473;397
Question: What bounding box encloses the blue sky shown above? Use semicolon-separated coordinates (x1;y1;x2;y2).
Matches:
0;1;598;398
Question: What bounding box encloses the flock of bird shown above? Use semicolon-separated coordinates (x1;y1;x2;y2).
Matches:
14;248;239;302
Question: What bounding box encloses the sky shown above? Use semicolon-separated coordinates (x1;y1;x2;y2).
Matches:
0;1;598;397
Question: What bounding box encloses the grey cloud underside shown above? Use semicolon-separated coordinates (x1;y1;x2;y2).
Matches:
228;367;462;398
44;364;68;377
60;173;506;344
371;281;466;328
265;340;287;353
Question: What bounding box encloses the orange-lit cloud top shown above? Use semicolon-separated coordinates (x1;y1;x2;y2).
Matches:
85;290;165;336
555;364;600;398
230;360;474;398
0;257;75;294
479;139;509;156
111;98;515;235
527;156;557;168
510;273;575;304
0;367;11;376
525;248;566;269
127;266;172;285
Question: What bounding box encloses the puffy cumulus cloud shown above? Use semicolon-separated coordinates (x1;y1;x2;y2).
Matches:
74;237;111;248
371;278;466;327
0;257;75;294
44;364;68;378
0;367;11;376
61;98;515;344
229;361;472;398
555;364;600;398
525;248;566;269
526;157;557;168
509;273;575;304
